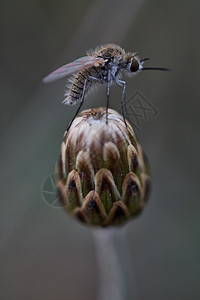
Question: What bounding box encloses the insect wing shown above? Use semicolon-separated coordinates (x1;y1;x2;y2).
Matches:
43;56;106;83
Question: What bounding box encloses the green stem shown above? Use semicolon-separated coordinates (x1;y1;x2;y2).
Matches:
92;227;139;300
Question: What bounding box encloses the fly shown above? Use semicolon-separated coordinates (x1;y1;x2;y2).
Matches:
43;44;169;130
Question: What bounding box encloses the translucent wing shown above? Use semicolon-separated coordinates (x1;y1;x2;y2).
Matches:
43;56;107;83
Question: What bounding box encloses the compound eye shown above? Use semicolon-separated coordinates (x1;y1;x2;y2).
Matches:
130;57;139;72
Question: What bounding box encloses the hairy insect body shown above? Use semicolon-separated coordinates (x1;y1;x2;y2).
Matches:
43;43;169;130
64;66;102;105
64;44;133;105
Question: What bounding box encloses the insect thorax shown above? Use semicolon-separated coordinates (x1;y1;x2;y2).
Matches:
90;44;126;59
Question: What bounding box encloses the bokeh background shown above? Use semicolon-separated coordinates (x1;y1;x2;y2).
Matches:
1;0;200;299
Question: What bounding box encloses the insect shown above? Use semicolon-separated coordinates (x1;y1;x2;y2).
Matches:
43;44;169;130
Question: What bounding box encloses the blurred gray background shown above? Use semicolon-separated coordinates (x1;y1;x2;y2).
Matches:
1;0;200;299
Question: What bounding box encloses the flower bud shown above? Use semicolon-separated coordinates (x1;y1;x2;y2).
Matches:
56;107;150;226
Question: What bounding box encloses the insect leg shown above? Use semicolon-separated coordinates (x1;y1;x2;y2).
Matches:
88;75;102;83
114;79;128;128
66;77;88;131
106;70;111;125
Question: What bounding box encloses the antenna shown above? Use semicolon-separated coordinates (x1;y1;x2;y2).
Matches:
142;67;171;71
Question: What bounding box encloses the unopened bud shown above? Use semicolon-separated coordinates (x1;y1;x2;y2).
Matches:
56;107;150;226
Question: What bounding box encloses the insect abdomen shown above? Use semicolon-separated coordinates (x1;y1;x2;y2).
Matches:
63;67;102;105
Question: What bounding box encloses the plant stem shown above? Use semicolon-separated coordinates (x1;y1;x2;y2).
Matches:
91;227;139;300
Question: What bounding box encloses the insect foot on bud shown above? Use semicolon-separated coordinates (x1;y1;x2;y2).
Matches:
56;107;150;226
